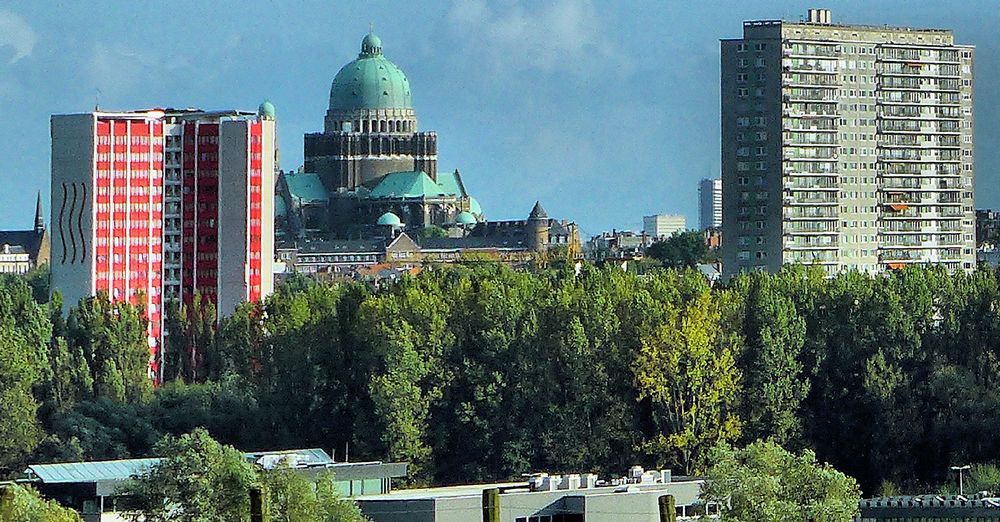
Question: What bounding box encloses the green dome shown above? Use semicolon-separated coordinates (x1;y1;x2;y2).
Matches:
377;211;402;226
329;33;412;111
456;211;477;225
258;100;275;120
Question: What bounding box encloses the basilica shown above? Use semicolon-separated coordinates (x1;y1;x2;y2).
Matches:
277;32;482;239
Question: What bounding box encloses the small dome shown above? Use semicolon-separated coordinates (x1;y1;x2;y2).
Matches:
258;100;276;120
377;211;401;226
468;196;482;215
329;33;412;111
456;211;477;225
362;32;382;55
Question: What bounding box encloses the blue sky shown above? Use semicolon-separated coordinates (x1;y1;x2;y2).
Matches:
0;0;996;237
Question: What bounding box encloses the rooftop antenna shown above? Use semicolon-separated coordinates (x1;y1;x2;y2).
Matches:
369;21;374;33
94;88;102;111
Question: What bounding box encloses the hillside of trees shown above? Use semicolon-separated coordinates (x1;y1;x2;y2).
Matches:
4;263;1000;494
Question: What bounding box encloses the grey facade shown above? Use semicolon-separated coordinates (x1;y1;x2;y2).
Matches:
357;470;714;522
722;9;976;277
699;178;723;229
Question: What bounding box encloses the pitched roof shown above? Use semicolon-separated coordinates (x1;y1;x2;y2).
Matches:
435;169;467;198
529;201;548;219
0;230;45;260
284;172;329;204
369;171;448;198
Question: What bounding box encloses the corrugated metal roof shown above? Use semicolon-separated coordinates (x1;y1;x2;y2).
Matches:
26;449;333;484
26;458;160;484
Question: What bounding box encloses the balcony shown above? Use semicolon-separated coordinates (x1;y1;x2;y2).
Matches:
783;207;839;220
785;221;839;234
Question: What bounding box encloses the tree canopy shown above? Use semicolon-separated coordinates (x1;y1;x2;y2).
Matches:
701;441;861;522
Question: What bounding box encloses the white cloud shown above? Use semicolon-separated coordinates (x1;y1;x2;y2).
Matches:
446;0;617;73
0;10;37;64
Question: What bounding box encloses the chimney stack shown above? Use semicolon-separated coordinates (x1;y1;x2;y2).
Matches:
806;8;832;24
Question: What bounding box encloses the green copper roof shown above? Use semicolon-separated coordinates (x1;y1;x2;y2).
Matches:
377;212;402;226
456;211;477;225
329;33;412;111
369;171;447;198
285;173;328;204
436;170;466;197
469;196;482;215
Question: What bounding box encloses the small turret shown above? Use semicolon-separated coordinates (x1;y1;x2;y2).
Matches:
527;201;550;253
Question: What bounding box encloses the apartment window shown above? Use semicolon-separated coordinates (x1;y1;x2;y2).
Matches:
737;87;749;97
755;43;766;51
737;43;748;52
756;221;765;229
737;116;750;127
753;116;766;126
738;251;750;260
755;146;766;156
738;177;749;186
737;147;750;157
755;131;767;141
755;57;766;67
756;161;767;171
738;58;748;67
755;251;767;259
754;87;765;97
737;162;750;171
737;73;748;82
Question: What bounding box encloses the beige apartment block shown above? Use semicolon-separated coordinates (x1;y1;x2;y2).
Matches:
721;9;975;277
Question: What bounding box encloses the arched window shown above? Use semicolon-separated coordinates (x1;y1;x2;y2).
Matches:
363;120;369;133
380;120;387;132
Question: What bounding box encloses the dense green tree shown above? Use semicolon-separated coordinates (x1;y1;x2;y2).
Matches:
0;276;51;473
261;468;367;522
634;289;742;474
64;294;151;404
734;273;809;446
701;441;860;522
645;230;711;269
120;429;257;522
0;483;82;522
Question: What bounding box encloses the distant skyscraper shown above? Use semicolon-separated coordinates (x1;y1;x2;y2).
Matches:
699;178;723;229
644;214;686;238
721;9;975;277
50;106;276;381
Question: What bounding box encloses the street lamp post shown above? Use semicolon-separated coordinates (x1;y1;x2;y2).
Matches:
951;465;971;496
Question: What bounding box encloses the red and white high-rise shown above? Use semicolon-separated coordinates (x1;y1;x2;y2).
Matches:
50;105;277;382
